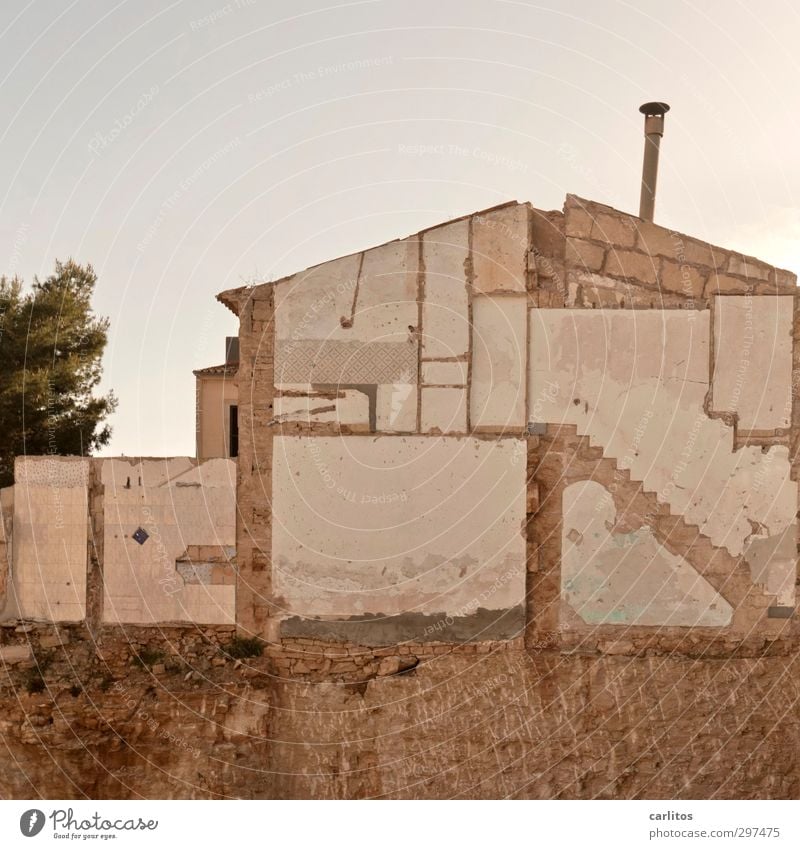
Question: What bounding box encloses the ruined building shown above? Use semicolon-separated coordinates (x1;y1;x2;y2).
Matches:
1;194;799;799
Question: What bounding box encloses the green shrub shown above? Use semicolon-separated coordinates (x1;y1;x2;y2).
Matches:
221;636;264;659
133;647;164;669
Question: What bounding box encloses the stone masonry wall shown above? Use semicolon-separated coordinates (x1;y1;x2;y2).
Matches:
1;623;799;799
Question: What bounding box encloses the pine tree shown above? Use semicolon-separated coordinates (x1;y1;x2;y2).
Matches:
0;259;116;485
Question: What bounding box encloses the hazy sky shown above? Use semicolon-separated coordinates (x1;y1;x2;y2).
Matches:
2;0;798;456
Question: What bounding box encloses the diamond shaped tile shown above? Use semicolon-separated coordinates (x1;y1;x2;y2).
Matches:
132;527;149;545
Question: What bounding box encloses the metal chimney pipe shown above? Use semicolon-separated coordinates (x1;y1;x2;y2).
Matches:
638;101;670;221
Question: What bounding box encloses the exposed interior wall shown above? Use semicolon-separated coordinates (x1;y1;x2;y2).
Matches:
529;307;797;627
527;195;798;648
271;435;526;642
224;193;799;651
228;203;534;643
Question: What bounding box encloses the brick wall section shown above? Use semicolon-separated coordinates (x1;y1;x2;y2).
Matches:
563;194;796;307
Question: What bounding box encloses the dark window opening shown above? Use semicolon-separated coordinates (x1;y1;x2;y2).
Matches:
229;405;239;458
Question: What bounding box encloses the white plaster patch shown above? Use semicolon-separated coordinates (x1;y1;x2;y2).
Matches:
354;237;419;340
422;220;470;360
471;295;527;428
271;435;526;619
274;253;361;341
376;383;417;432
561;480;732;626
472;203;529;294
274;239;418;386
421;360;467;385
273;239;418;343
711;295;793;430
421;386;467;433
274;390;369;426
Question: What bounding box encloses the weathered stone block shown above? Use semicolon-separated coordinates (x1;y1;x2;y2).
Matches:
590;212;637;248
727;254;771;281
659;259;706;298
706;272;754;295
0;645;31;663
603;249;658;285
565;238;605;272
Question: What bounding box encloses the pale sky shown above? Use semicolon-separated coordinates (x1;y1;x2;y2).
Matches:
1;0;798;456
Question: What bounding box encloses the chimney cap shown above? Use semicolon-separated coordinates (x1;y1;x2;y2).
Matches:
639;101;670;117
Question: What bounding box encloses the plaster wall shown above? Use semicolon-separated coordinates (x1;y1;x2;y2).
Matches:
271;435;526;641
10;457;88;622
196;375;238;460
562;479;733;626
101;457;236;625
711;294;793;431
